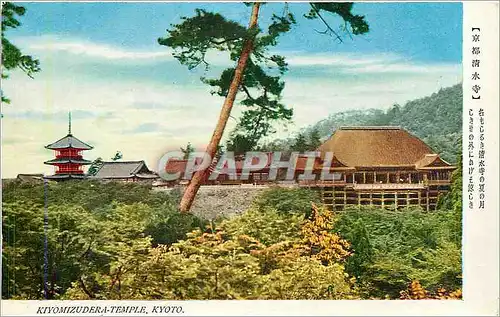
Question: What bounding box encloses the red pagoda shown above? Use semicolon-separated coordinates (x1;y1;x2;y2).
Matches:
44;112;93;180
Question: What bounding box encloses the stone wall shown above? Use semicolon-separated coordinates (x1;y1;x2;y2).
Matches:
155;185;271;220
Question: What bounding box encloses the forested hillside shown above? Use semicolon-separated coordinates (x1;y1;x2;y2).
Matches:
265;84;462;163
2;179;462;300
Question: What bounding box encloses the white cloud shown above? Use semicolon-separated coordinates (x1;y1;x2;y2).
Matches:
285;52;402;67
1;38;462;178
346;62;461;74
1;67;239;178
283;51;461;76
15;35;462;75
14;35;235;67
16;35;173;61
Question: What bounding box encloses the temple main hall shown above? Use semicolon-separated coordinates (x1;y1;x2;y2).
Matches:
301;126;456;211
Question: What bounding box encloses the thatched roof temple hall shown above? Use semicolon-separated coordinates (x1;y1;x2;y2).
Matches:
310;126;456;211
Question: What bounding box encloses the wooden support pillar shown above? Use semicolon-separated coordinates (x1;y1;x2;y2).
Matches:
363;172;366;184
332;186;336;208
343;189;347;208
395;192;398;209
358;192;361;208
396;171;400;183
386;172;390;183
406;191;410;207
418;190;421;208
426;189;430;212
370;191;373;207
409;173;412;184
382;191;385;208
374;172;376;183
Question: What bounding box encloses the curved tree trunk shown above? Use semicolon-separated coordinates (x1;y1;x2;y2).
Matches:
179;2;261;213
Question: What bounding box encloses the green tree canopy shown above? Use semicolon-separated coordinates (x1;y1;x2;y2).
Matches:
111;151;123;161
290;132;309;152
180;142;195;159
308;127;322;150
87;157;104;176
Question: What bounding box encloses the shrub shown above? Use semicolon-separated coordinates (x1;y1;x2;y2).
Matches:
252;187;321;217
334;207;462;298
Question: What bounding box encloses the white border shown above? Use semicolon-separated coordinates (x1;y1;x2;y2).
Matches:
0;300;482;316
462;1;499;316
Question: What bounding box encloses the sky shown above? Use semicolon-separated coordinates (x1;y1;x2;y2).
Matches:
1;2;463;178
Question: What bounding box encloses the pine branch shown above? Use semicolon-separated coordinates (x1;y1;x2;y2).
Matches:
309;3;343;43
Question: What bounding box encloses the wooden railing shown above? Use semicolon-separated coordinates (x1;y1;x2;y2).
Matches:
298;180;346;187
353;183;426;190
55;170;84;174
426;179;452;185
56;154;83;159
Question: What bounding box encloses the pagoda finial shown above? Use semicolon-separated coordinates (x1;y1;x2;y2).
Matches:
68;111;72;135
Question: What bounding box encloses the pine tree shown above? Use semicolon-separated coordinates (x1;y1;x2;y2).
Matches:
309;128;322;150
180;142;195;159
345;219;373;280
158;3;369;212
111;151;123;161
87;157;104;176
1;2;41;103
291;132;309;153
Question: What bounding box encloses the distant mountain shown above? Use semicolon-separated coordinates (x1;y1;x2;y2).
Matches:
264;84;462;164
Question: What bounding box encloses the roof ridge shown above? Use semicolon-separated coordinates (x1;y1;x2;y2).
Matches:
318;126;437;167
101;160;144;164
45;134;70;149
131;161;146;174
45;133;93;150
339;126;402;130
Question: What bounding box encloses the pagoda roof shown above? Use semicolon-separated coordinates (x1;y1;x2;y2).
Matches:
44;158;93;165
92;160;159;179
45;134;93;150
317;126;454;168
44;174;88;180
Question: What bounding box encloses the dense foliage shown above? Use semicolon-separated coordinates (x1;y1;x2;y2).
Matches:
335;207;461;298
2;178;461;300
251;187;462;300
62;205;356;300
252;186;321;217
2;180;205;299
